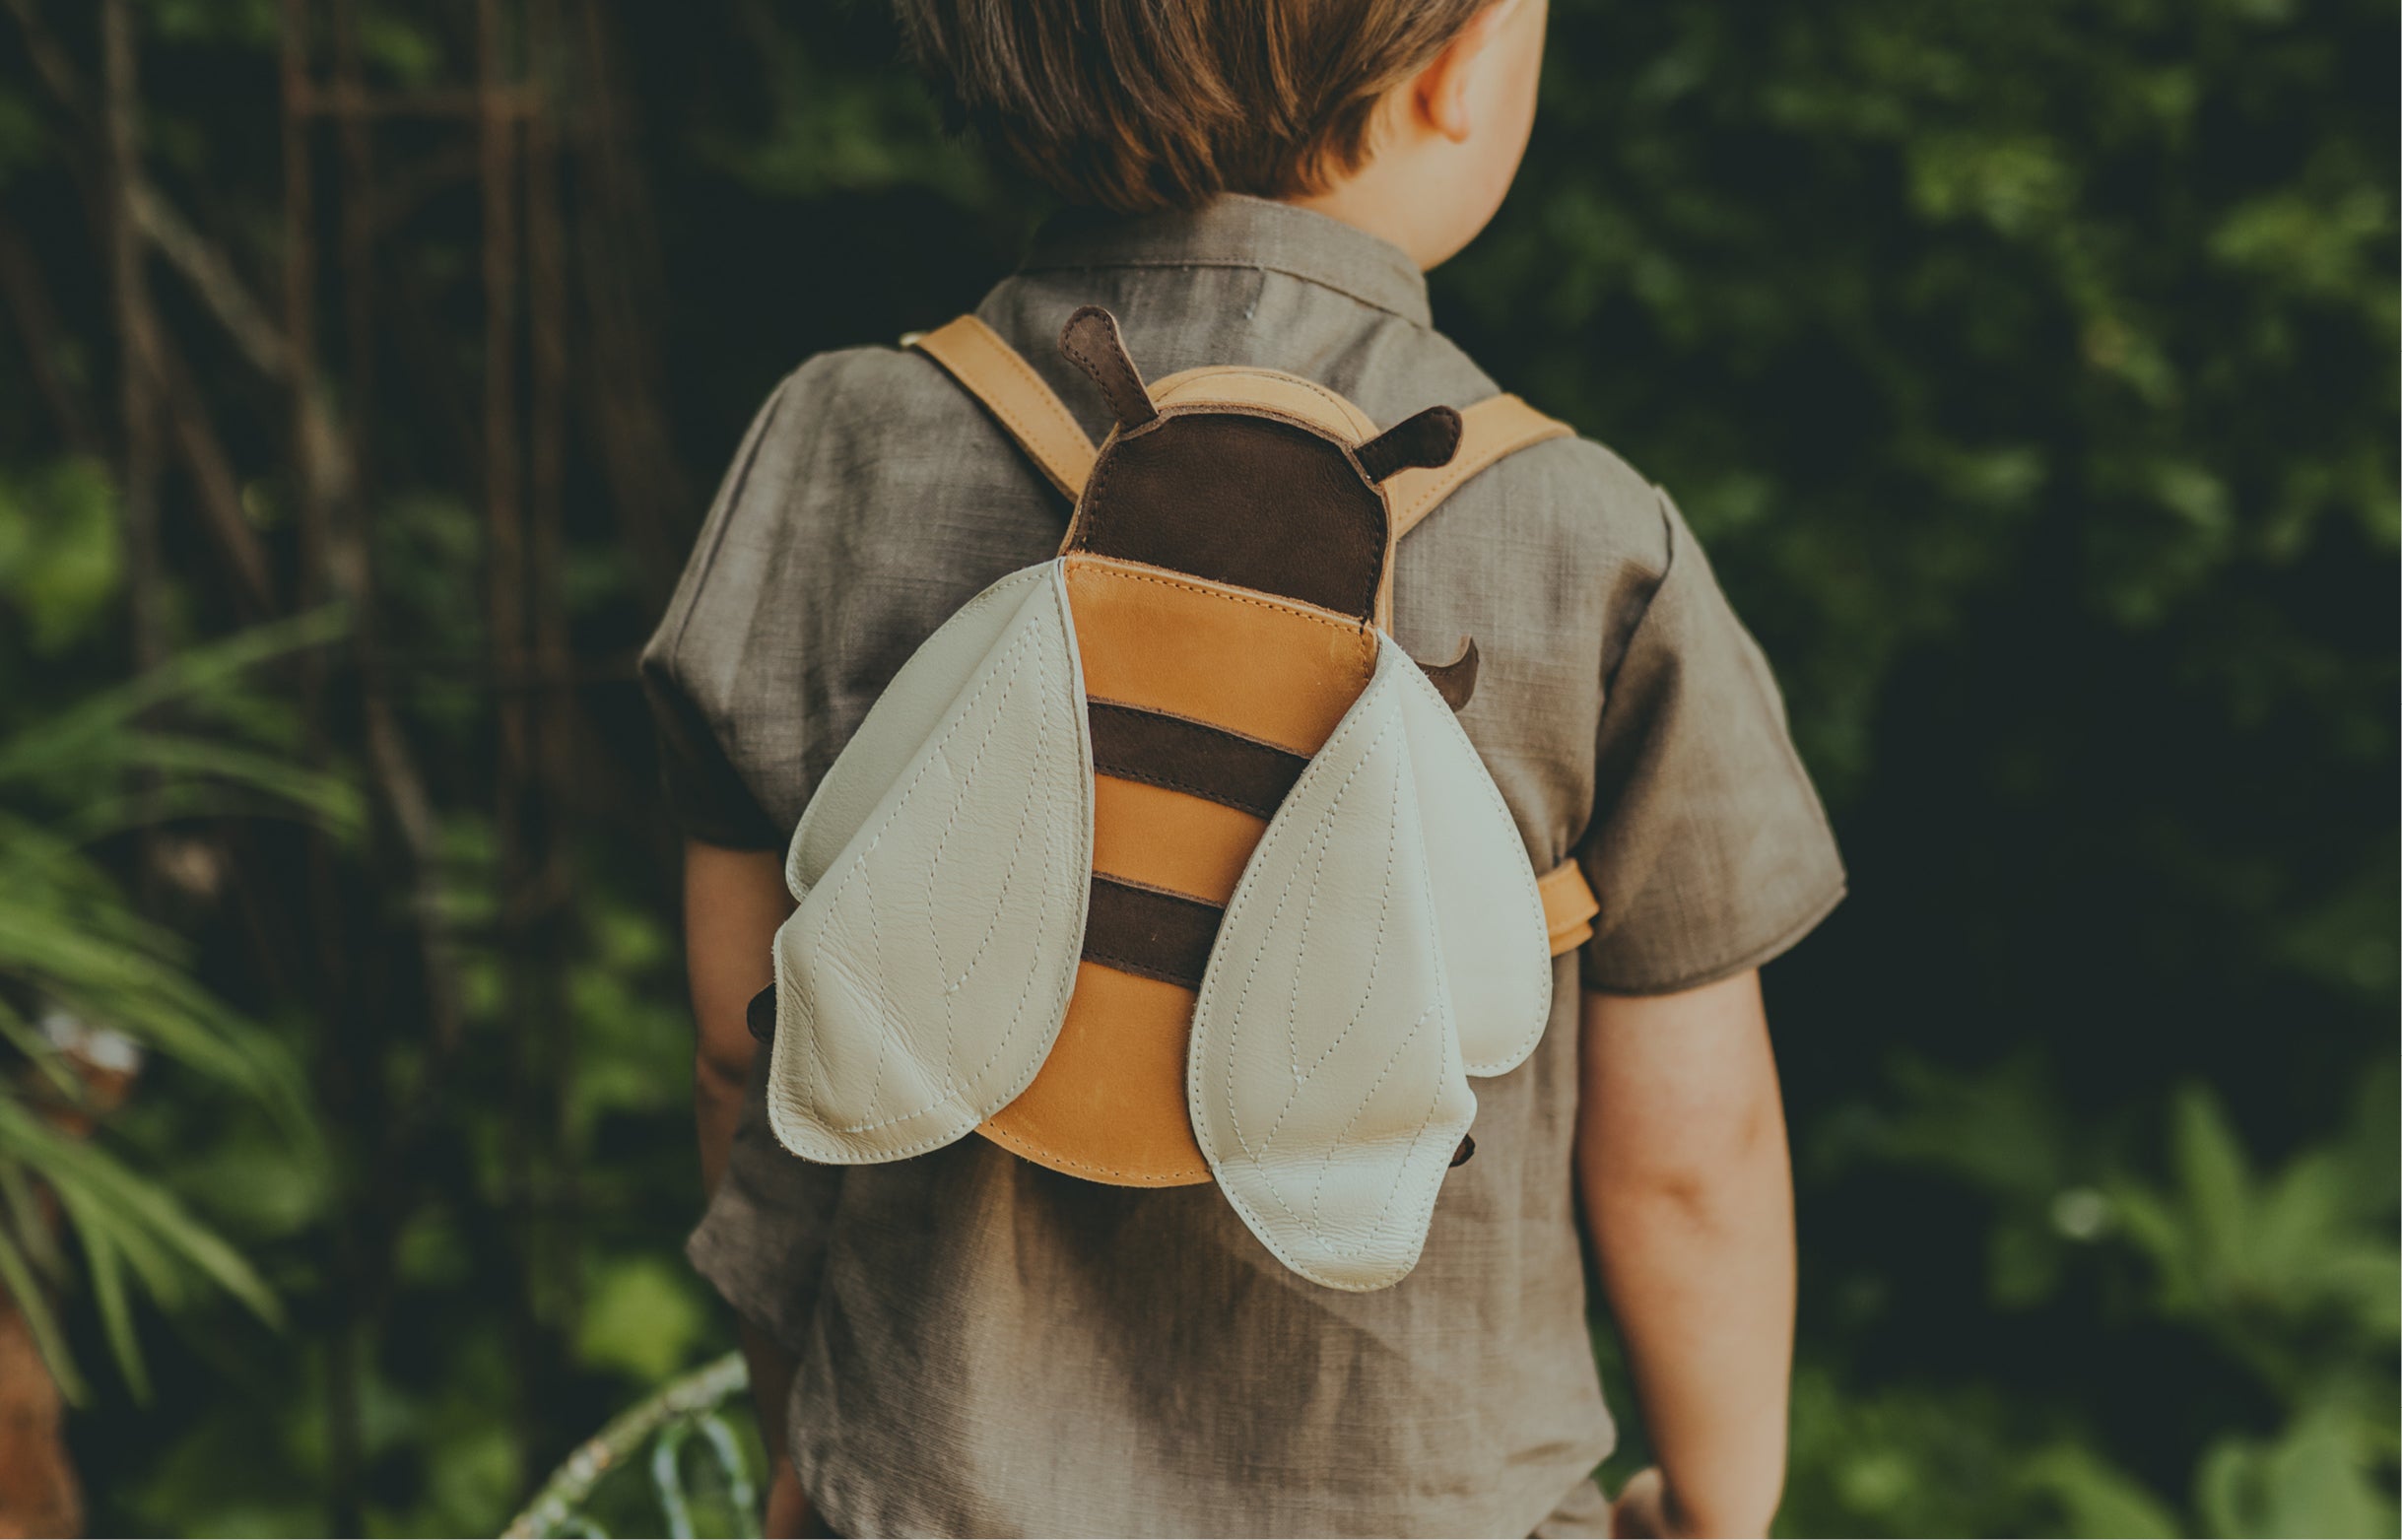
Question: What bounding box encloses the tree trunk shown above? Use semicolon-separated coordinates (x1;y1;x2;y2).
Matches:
0;1293;82;1539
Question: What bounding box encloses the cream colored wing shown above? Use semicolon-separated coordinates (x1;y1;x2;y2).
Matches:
1187;639;1551;1292
765;561;1093;1165
1399;650;1553;1078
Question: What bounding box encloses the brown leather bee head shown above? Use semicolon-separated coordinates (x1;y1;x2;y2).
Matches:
1056;305;1463;624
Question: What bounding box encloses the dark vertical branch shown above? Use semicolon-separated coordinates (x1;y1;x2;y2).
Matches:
478;0;525;827
101;0;163;676
317;3;372;1529
0;0;91;137
569;0;693;610
524;0;579;1335
331;0;376;507
0;220;100;458
279;0;330;607
478;0;544;1478
281;11;364;1531
145;331;277;618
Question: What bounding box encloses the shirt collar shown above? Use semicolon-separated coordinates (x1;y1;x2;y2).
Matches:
1022;195;1431;327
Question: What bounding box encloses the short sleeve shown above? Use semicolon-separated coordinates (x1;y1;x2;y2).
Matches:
637;378;794;850
1576;490;1845;994
687;1051;842;1353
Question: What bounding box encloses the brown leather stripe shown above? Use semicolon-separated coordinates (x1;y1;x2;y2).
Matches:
1089;701;1305;820
1082;873;1223;989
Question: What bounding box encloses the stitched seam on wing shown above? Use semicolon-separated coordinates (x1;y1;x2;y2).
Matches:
922;650;1048;1108
1301;1002;1438;1243
839;635;1024;1132
801;596;1084;1162
1217;680;1386;1165
786;564;1047;897
855;860;895;1120
803;611;1059;1139
1401;655;1551;1074
1334;731;1471;1244
1301;741;1404;1231
1204;655;1472;1281
932;650;1039;997
821;737;1051;1133
1257;715;1399;1158
1246;1001;1437;1268
1220;773;1334;1170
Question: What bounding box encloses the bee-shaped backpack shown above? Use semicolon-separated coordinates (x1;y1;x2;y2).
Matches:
747;306;1602;1291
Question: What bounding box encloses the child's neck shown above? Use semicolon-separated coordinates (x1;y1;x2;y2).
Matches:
1284;181;1442;272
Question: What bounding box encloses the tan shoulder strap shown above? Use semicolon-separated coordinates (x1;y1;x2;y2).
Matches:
1383;394;1573;541
909;315;1098;500
1539;858;1600;957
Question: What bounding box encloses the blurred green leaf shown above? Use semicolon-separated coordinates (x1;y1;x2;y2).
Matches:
576;1256;709;1385
2195;1404;2400;1539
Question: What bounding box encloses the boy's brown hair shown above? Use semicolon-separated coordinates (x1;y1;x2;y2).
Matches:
895;0;1489;214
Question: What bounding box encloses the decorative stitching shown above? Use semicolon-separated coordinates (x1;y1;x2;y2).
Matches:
776;576;1086;1151
809;571;1090;1164
1300;746;1406;1231
1392;648;1551;1076
829;630;1035;1135
1239;700;1446;1251
1075;558;1380;637
1209;669;1393;1156
1058;315;1154;429
1152;366;1372;429
1303;1002;1441;1238
782;563;1050;897
1255;715;1399;1156
1189;646;1510;1283
1216;777;1320;1167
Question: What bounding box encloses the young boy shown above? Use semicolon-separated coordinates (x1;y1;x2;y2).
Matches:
642;0;1844;1534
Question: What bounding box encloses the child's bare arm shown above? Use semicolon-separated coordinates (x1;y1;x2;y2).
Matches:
1576;972;1795;1539
682;842;810;1536
684;841;792;1191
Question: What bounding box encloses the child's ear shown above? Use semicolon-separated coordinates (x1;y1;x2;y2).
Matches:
1059;306;1158;429
1414;0;1518;142
1356;405;1464;482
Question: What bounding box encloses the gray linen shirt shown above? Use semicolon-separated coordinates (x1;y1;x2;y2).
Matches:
642;196;1843;1539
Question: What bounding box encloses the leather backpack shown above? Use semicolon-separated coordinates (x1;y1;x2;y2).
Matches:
748;306;1598;1290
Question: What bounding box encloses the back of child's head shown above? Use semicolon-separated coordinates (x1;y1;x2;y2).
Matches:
896;0;1490;214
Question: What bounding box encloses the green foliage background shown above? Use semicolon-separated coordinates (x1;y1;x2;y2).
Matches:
0;0;2393;1535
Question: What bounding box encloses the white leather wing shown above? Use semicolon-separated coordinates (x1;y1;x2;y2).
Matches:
1187;638;1551;1291
765;561;1093;1165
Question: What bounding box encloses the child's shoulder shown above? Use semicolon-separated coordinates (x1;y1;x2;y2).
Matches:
758;325;1677;586
767;339;999;445
711;338;1060;539
1403;326;1677;584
